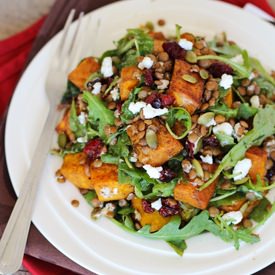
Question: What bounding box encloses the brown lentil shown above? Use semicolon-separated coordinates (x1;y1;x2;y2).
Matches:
215;114;226;124
240;120;249;128
212;90;220;99
71;199;80;208
220;182;233;190
206;80;218;91
266;159;273;170
104;125;117;136
164;60;173;71
209;98;216;107
200;125;207;136
191;114;199;123
238;87;246;96
189;169;197;180
157;19;166;26
188;132;199;143
138;90;148;99
91;198;102;208
194;40;205;50
204;90;212;101
147;54;157;63
243;219;253;228
270;151;275;161
198;59;211;68
232;101;241;109
236;126;245;136
158;51;169;62
254;85;261;95
155;71;164;79
201;103;209;111
114;118;123;127
208;206;220;218
138;121;146;131
241;79;250;87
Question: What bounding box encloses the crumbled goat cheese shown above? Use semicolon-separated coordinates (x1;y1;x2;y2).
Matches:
91;82;102;95
213;122;233;136
250;95;260;108
200;155;213;164
205;117;217;127
247;84;255;92
101;57;113;78
222;211;243;225
233;158;252;181
138;56;154;70
128;102;146;114
110;87;119;101
151;199;162;210
130;153;137;163
142;104;168;119
157;79;169;90
77;136;87;143
78;112;86;125
178;38;193;50
266;188;275;204
100;187;111;198
249;72;256;80
230;54;244;64
219;74;233;89
143;164;163;179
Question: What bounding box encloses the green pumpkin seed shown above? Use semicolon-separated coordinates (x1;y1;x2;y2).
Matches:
182;74;197;84
192;159;204;179
145;128;158;149
199;69;209;80
58;132;67;148
185;51;197;64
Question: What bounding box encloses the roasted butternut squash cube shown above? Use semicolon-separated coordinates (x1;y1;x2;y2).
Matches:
168;59;204;114
127;119;183;166
174;163;218;209
60;153;93;189
91;163;134;202
153;40;165;53
223;88;233;107
119;66;141;101
68;57;100;89
56;109;75;141
132;197;171;232
245;146;267;182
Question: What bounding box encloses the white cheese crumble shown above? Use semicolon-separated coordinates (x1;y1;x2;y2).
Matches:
213;122;233;136
222;211;243;225
233;158;252;181
230;54;244;64
178;38;193;50
249;72;256;80
142;104;168;119
138;56;154;70
110;87;119;101
200;154;213;164
128;101;146;114
100;187;111;198
77;136;87;143
219;74;233;90
250;95;260;108
205;117;217;127
130;153;138;163
157;79;170;90
101;57;113;78
78;112;86;125
91;82;102;95
143;164;163;179
151;199;162;210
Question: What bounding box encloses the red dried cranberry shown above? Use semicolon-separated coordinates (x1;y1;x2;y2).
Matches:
160;94;174;107
144;69;154;86
184;140;195;159
142;199;154;213
145;93;158;105
159;168;177;182
208;62;234;78
159;198;180;217
116;101;122;114
162;42;186;60
83;138;104;161
202;136;220;147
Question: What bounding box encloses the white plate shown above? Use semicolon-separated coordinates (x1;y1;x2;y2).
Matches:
5;0;275;274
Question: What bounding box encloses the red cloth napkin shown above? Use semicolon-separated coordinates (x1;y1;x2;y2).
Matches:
0;1;274;274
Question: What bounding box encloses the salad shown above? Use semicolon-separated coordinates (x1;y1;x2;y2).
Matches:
54;22;275;255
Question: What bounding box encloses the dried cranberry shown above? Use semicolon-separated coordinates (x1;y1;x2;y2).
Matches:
142;199;154;213
151;98;162;109
160;94;174;107
116;101;122;113
144;69;154;86
145;93;158;105
184;140;195;159
159;168;177;182
162;42;186;60
208;62;234;78
159;198;180;217
83;138;104;161
202;136;220;147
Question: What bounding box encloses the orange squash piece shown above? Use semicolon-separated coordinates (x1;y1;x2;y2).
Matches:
132;197;171;232
56;109;75;141
91;163;134;202
174;163;218;209
119;66;141;101
168;59;204;114
126;119;183;166
60;153;93;189
68;57;100;89
223;88;233;107
245;147;267;182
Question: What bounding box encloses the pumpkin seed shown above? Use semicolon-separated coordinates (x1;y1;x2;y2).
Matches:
197;112;215;126
199;69;209;79
182;74;197;84
145;128;158;149
191;159;204;179
58;132;67;148
185;51;197;64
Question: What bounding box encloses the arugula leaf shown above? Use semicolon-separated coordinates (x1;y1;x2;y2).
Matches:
249;197;272;223
255;77;275;98
237;103;258;119
101;154;120;164
61;81;81;103
165;107;192;139
82;91;115;138
209;103;238;119
215;132;235;147
208;40;242;57
83;190;97;205
144;181;178;199
167;240;187;256
120;88;141;123
175;24;182;41
69;100;86;138
197;55;250;78
200;105;275;190
108;131;131;158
